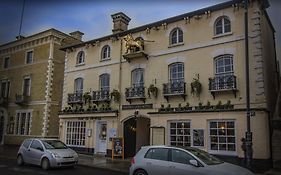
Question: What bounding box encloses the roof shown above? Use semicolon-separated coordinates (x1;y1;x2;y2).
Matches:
0;28;79;48
61;0;245;51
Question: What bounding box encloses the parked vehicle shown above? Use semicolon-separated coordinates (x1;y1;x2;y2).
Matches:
130;145;254;175
17;138;78;170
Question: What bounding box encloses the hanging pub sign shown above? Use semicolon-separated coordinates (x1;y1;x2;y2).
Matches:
112;137;124;160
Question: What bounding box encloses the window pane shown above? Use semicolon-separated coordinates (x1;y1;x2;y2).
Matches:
145;148;169;161
171;149;193;164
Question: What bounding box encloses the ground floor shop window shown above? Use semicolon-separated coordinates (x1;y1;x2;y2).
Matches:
66;121;86;147
169;121;191;147
209;120;236;152
14;112;31;135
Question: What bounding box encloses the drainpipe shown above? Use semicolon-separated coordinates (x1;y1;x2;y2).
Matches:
118;36;123;137
244;0;253;169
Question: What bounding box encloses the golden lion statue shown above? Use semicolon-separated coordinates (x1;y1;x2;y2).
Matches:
123;34;144;54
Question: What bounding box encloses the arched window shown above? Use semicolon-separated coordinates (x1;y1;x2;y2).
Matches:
76;51;85;65
214;54;233;76
169;62;184;83
101;45;111;60
214;16;231;35
74;78;83;93
132;68;144;87
170;28;183;45
99;74;110;90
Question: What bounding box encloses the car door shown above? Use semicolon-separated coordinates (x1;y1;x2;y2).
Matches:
28;140;45;165
143;148;170;175
169;149;205;175
20;139;32;164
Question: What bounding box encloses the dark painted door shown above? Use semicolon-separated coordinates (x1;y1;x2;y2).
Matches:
124;118;136;158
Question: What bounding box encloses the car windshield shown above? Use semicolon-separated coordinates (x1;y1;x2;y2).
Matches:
186;147;224;165
42;140;68;149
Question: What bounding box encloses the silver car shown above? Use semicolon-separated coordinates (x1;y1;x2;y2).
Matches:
17;138;78;170
130;145;254;175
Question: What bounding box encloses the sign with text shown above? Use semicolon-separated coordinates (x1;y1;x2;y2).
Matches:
193;129;204;147
112;137;124;160
122;104;153;110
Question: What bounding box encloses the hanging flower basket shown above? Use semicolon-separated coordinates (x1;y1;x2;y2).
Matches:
110;89;120;102
191;75;202;97
148;84;158;98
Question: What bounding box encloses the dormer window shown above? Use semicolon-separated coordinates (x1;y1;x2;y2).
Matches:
76;51;85;65
214;16;231;35
170;28;183;45
101;45;111;60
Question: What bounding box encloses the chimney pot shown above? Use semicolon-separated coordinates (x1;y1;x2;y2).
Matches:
111;12;131;34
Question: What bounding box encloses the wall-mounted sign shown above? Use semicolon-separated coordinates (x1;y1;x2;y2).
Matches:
151;127;165;145
193;129;204;147
109;128;117;139
112;137;124;160
122;104;153;110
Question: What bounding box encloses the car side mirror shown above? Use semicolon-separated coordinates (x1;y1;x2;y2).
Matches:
189;159;199;167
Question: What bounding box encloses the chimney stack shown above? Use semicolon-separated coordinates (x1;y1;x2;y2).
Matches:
69;31;84;41
111;12;131;34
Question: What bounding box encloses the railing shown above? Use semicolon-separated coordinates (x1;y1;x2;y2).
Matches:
125;86;145;99
15;94;29;105
163;81;186;95
209;75;237;91
67;92;83;104
92;90;110;102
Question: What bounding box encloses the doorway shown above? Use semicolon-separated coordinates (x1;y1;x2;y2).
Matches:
95;121;107;154
123;116;150;158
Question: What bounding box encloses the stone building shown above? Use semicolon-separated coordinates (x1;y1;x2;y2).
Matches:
59;0;279;168
0;29;81;145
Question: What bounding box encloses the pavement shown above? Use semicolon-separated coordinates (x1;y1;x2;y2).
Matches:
1;145;281;175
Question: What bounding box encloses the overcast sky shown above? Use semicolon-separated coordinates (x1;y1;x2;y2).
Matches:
0;0;280;71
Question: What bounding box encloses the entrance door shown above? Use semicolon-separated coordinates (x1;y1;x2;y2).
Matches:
96;121;107;154
0;110;4;144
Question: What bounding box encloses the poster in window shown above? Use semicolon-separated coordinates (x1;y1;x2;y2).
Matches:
193;129;204;147
112;137;124;160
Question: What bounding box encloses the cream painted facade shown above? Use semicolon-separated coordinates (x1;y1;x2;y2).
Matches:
0;29;80;145
59;0;279;163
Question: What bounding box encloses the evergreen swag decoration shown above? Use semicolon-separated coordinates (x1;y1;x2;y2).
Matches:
110;89;120;102
147;84;158;98
191;74;202;97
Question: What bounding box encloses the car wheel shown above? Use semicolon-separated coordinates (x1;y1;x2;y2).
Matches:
17;155;24;166
134;169;148;175
41;158;50;170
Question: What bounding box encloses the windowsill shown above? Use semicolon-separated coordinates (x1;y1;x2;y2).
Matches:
168;42;184;48
75;63;85;67
100;58;111;62
213;32;233;39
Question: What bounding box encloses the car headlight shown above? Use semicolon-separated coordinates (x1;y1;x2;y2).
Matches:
51;152;61;159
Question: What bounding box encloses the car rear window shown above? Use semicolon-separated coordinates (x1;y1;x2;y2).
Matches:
22;140;31;148
144;148;169;161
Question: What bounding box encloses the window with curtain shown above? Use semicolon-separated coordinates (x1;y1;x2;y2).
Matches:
215;55;233;76
99;74;110;90
76;51;85;65
101;45;111;60
214;16;231;35
132;68;144;87
74;78;83;93
170;28;183;45
169;63;184;83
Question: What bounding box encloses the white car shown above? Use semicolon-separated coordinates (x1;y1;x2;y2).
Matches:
17;138;78;170
130;145;254;175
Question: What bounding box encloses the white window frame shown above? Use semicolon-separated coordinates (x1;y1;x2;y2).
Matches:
168;120;191;147
74;77;83;93
25;50;34;64
214;16;231;35
14;111;32;135
169;62;184;83
101;45;111;60
65;121;86;147
170;28;183;45
99;73;110;90
76;51;85;65
22;76;31;96
208;120;237;156
214;54;234;76
3;57;10;69
131;68;144;87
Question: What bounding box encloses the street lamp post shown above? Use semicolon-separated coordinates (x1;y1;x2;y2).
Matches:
244;0;253;168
